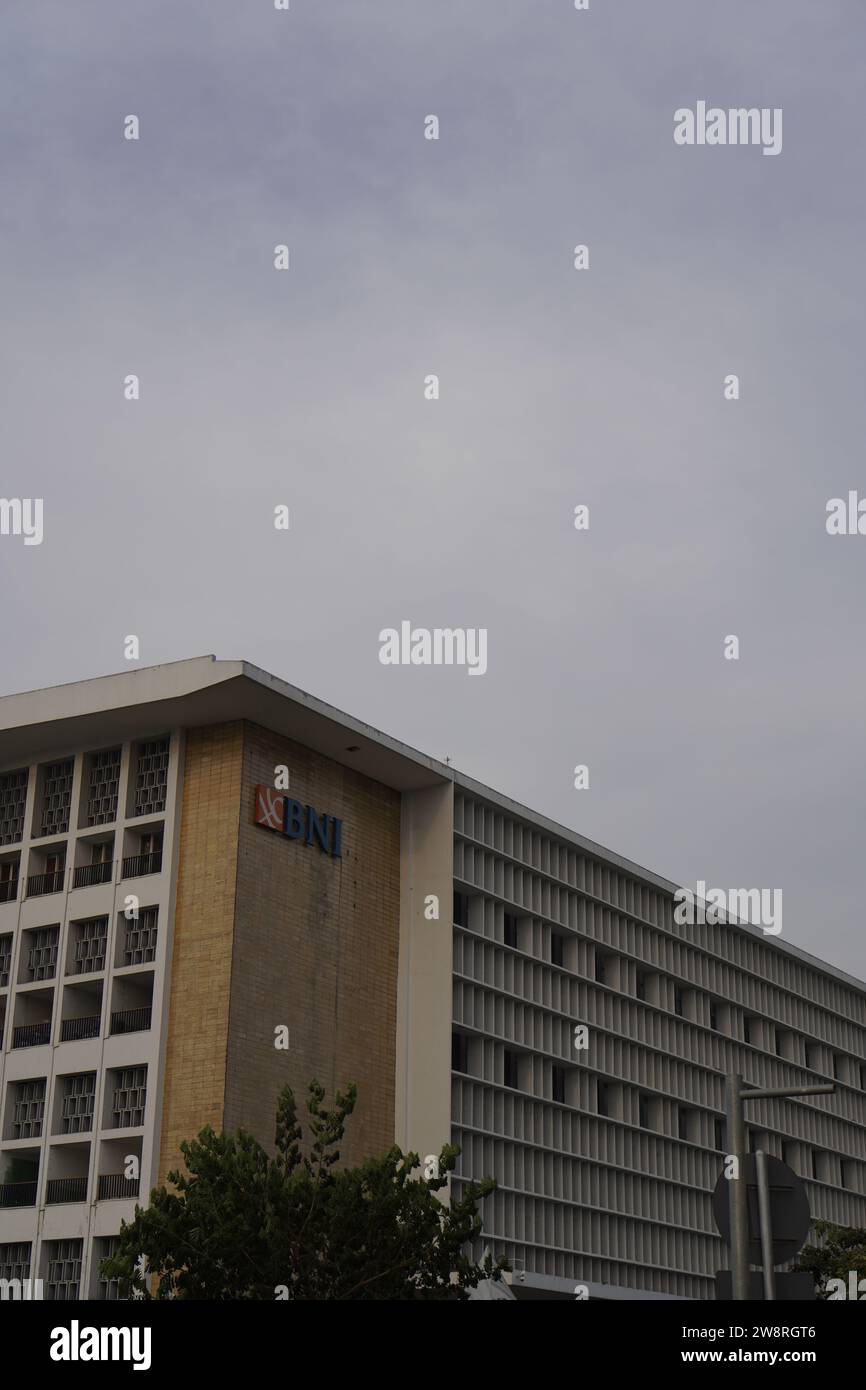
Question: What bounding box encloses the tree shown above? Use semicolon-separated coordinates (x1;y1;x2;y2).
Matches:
793;1220;866;1298
102;1080;507;1300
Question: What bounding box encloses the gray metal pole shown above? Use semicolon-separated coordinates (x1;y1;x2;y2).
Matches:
726;1073;749;1300
755;1150;776;1301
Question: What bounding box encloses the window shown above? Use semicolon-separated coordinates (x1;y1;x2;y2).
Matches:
453;892;470;928
28;849;66;896
743;1017;752;1045
25;925;59;982
122;907;158;966
832;1054;840;1080
503;1050;519;1090
861;1064;866;1092
45;1239;83;1301
0;1242;31;1286
123;833;163;879
678;1107;690;1142
94;1236;122;1301
110;1066;147;1129
503;912;518;949
12;1079;46;1139
60;1073;97;1135
782;1141;794;1167
635;969;647;1002
550;932;564;967
73;841;113;889
811;1150;820;1181
39;760;74;838
0;933;11;987
597;1080;609;1117
805;1044;815;1070
0;768;28;845
709;1002;719;1032
451;1032;469;1074
674;988;684;1017
0;859;18;904
132;738;169;817
84;749;121;827
552;1065;566;1104
638;1094;651;1130
70;917;108;975
714;1118;726;1152
594;954;607;985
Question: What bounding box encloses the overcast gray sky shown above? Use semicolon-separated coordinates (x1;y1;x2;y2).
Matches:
2;1;865;979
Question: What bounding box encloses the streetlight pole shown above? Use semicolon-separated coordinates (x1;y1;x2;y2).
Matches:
726;1074;749;1301
725;1076;835;1301
755;1150;776;1301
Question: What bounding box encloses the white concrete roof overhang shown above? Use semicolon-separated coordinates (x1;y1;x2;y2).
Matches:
0;656;449;794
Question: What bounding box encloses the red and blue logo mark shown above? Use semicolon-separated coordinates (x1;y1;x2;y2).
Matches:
254;786;343;858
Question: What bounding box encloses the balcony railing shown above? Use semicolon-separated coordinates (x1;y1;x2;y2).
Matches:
110;1006;152;1036
121;851;162;879
60;1014;101;1042
0;877;19;904
12;1021;51;1048
0;1181;38;1208
26;869;65;897
45;1177;87;1205
72;862;113;889
97;1173;140;1201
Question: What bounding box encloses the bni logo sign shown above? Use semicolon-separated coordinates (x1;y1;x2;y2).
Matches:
254;786;343;858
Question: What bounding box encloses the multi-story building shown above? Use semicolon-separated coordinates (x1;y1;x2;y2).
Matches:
0;656;864;1300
